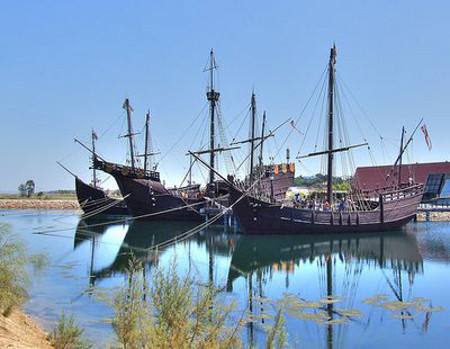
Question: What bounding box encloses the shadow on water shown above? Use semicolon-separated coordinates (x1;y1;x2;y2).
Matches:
226;230;423;291
71;218;448;348
224;228;426;348
73;218;238;286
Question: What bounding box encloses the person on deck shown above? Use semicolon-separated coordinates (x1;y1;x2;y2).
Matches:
338;199;344;212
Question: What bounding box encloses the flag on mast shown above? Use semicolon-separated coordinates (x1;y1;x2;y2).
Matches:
421;124;432;151
122;99;134;114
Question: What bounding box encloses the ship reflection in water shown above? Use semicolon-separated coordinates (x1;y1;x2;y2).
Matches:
73;219;448;348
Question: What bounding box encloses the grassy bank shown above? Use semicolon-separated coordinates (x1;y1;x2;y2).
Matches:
0;223;54;348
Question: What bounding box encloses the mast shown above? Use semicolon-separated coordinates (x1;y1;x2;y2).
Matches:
143;110;151;173
188;155;193;186
326;45;337;204
249;92;257;185
91;129;98;188
258;111;266;170
398;126;405;187
206;49;220;193
123;98;136;170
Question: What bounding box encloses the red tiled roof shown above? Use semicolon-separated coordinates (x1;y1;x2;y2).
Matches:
353;161;450;191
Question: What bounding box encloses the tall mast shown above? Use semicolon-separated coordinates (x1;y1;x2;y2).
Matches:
258;111;266;170
326;45;337;204
249;92;257;185
143;110;151;173
123;98;136;170
188;155;193;186
398;126;405;187
91;129;98;188
205;49;220;189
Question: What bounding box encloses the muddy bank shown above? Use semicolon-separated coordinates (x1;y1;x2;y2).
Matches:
0;310;52;349
0;199;79;210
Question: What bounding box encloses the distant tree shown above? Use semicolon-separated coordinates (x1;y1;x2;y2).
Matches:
36;191;44;199
25;180;35;198
18;184;27;197
333;181;351;191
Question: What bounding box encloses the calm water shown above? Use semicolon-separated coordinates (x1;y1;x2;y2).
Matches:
1;209;449;348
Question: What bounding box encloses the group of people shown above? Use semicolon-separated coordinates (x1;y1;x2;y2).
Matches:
291;193;353;212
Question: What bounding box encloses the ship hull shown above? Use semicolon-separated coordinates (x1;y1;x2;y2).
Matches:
111;174;206;221
75;178;129;216
229;185;423;234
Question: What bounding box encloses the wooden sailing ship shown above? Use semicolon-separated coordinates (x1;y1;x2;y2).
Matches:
227;46;424;234
60;130;129;216
85;50;297;221
230;91;296;202
75;176;129;216
94;98;209;221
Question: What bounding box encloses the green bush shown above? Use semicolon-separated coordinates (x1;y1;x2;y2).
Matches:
0;223;48;316
99;256;242;348
49;311;91;349
98;255;288;348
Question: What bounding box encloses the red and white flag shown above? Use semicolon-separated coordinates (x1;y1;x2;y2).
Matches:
421;124;432;151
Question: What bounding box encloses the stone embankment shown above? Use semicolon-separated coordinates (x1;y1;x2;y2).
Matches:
0;199;79;210
0;310;53;349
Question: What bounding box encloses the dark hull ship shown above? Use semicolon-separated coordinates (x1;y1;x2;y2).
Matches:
228;46;424;235
75;177;129;216
67;130;129;217
92;99;210;222
99;53;295;222
108;169;206;221
229;184;423;234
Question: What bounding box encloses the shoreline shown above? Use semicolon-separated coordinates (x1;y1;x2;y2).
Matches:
0;199;79;210
0;310;53;349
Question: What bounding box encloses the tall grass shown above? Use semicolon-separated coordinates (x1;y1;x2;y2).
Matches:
100;255;288;348
0;223;48;316
49;311;92;349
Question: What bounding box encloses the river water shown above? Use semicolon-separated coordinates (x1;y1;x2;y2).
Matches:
1;210;449;348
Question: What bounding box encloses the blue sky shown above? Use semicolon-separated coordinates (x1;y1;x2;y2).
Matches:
1;1;449;192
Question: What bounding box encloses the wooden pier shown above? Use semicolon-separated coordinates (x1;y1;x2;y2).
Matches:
417;203;450;221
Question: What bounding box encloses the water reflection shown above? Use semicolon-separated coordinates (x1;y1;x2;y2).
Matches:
74;219;236;285
75;219;424;291
226;231;424;348
72;218;446;348
227;231;423;289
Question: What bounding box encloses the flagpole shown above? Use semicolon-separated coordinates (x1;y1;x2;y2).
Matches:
91;129;98;188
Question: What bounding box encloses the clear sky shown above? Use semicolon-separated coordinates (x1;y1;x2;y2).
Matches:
1;0;449;192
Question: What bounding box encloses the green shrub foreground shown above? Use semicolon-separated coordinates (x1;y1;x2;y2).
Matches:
96;255;287;349
49;311;92;349
0;223;48;316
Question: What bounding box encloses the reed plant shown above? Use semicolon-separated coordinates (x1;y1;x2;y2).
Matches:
49;311;92;349
0;223;48;316
103;255;277;348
